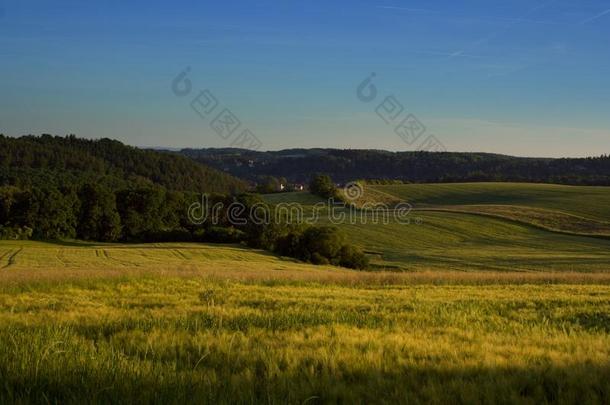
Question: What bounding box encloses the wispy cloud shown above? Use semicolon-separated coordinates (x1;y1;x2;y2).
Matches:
579;8;610;25
417;50;482;58
448;0;559;59
377;4;558;25
376;6;431;13
494;17;557;25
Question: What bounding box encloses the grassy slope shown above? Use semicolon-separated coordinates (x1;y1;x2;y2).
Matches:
417;205;610;236
335;212;610;272
0;256;608;403
0;240;283;270
263;186;610;272
3;240;610;284
371;182;610;220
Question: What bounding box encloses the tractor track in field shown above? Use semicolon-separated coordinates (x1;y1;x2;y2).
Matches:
100;248;141;267
172;249;188;260
56;249;68;266
2;248;22;269
0;249;14;263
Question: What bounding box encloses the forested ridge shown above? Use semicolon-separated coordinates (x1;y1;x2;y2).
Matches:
0;134;246;192
0;134;244;242
182;148;610;185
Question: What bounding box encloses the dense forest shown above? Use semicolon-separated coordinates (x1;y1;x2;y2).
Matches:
0;135;246;193
181;148;610;185
0;135;367;268
0;134;244;241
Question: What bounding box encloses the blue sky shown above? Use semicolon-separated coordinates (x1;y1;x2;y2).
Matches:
1;0;609;157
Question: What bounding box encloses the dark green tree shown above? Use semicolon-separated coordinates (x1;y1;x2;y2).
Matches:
116;187;166;241
30;186;78;239
255;176;281;194
77;183;121;241
309;174;337;199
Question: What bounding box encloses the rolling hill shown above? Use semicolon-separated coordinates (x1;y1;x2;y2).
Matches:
264;183;610;272
0;135;246;193
368;182;610;220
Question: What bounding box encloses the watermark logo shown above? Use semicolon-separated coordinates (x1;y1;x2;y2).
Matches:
171;67;193;96
356;72;378;103
343;182;364;202
187;195;420;226
171;67;263;150
356;73;446;152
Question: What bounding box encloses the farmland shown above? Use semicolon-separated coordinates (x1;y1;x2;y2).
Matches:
370;182;610;220
1;182;609;403
0;241;609;403
264;183;610;272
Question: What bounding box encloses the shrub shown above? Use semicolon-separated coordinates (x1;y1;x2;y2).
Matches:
255;176;281;194
338;244;369;270
0;225;33;240
274;225;305;258
204;226;246;243
275;225;369;270
192;228;206;242
299;226;344;263
144;228;193;242
309;174;337;199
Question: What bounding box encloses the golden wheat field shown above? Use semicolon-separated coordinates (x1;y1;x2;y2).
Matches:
0;240;609;404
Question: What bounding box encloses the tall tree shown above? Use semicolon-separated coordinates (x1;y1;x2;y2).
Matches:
77;183;121;241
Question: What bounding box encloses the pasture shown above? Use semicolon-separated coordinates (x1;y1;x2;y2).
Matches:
264;183;610;272
370;182;610;220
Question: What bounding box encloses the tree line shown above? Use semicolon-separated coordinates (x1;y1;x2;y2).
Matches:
0;184;368;269
0;183;189;241
183;148;610;186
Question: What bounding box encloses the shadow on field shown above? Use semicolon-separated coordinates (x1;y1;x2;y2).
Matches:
1;363;609;404
33;240;288;259
38;239;103;248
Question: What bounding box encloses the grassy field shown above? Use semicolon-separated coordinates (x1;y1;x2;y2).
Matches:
417;205;610;237
264;184;610;272
370;182;610;220
0;241;609;403
2;183;610;403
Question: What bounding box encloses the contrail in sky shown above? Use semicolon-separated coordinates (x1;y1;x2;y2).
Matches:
448;0;559;59
580;8;610;25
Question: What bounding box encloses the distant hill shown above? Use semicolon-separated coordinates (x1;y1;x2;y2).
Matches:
180;148;610;185
0;135;247;193
262;184;610;272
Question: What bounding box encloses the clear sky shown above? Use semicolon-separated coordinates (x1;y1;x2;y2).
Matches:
1;0;609;157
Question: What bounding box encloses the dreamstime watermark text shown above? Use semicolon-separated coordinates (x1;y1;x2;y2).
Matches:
187;195;418;226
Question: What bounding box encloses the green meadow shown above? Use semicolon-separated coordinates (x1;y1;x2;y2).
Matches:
371;182;610;220
1;183;610;403
264;183;610;272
